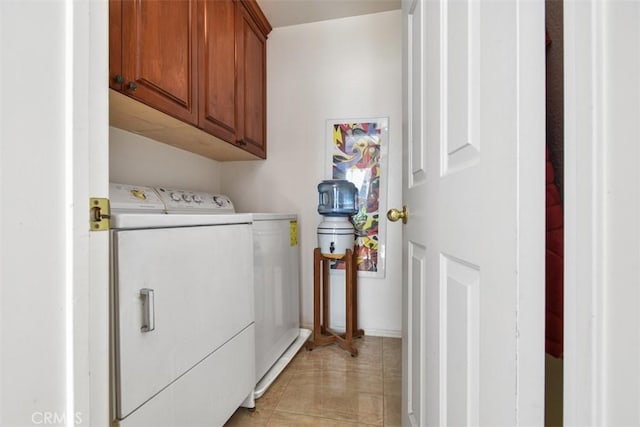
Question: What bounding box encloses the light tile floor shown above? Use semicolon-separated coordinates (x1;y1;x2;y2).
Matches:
225;336;401;426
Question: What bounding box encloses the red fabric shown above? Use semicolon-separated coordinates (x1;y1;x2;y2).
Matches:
545;146;563;358
546;29;552;47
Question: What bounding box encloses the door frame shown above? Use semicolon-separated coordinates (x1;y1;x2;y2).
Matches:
76;0;111;424
563;0;606;425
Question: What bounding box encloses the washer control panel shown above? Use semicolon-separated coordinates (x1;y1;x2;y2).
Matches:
110;183;165;213
109;182;235;214
154;187;235;214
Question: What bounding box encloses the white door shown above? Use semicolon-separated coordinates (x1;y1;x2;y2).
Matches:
398;0;545;425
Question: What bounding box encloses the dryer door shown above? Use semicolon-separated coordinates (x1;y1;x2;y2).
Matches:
113;224;253;419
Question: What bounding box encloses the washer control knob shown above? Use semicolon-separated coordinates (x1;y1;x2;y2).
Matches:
213;196;226;207
170;192;181;202
193;194;203;203
182;193;193;202
131;189;147;200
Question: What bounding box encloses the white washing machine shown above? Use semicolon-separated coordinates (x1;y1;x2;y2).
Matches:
152;187;311;404
109;183;255;426
251;213;311;400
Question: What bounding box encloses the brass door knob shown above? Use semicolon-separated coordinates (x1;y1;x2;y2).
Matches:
387;206;408;224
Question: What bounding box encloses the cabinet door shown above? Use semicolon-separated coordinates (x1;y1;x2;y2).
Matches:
198;0;237;143
120;0;198;124
236;1;267;158
109;0;123;91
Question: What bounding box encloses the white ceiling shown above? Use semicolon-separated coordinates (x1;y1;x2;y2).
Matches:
256;0;401;28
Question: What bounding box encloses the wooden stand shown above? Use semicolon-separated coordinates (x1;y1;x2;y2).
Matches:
305;248;364;356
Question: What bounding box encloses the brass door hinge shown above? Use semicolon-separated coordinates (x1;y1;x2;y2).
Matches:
90;198;111;231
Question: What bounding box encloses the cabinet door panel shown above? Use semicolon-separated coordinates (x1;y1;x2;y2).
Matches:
121;0;197;123
198;0;236;142
109;0;123;91
237;2;267;158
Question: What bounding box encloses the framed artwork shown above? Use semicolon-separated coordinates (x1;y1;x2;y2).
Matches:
326;117;389;279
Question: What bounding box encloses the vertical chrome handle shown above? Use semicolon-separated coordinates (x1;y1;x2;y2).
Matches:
140;288;155;332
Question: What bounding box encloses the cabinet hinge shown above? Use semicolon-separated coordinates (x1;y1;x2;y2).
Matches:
90;197;111;231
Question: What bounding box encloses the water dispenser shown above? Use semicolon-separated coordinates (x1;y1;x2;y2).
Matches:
316;180;358;257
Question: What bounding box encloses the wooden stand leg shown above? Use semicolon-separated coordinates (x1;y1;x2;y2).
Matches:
305;248;364;356
321;255;329;334
345;250;354;343
313;248;321;340
352;249;364;339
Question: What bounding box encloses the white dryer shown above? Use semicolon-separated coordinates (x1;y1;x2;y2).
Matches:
109;183;255;426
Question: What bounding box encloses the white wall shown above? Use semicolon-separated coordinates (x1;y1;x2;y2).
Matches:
110;127;222;192
220;10;403;336
0;4;67;424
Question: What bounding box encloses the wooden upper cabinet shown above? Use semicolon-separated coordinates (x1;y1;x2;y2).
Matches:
236;0;268;159
109;0;271;160
114;0;198;124
198;0;236;143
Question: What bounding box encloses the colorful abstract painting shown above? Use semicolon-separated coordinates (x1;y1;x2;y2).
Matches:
327;118;389;278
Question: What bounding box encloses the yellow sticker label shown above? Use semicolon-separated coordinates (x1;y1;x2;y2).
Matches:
290;220;298;246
